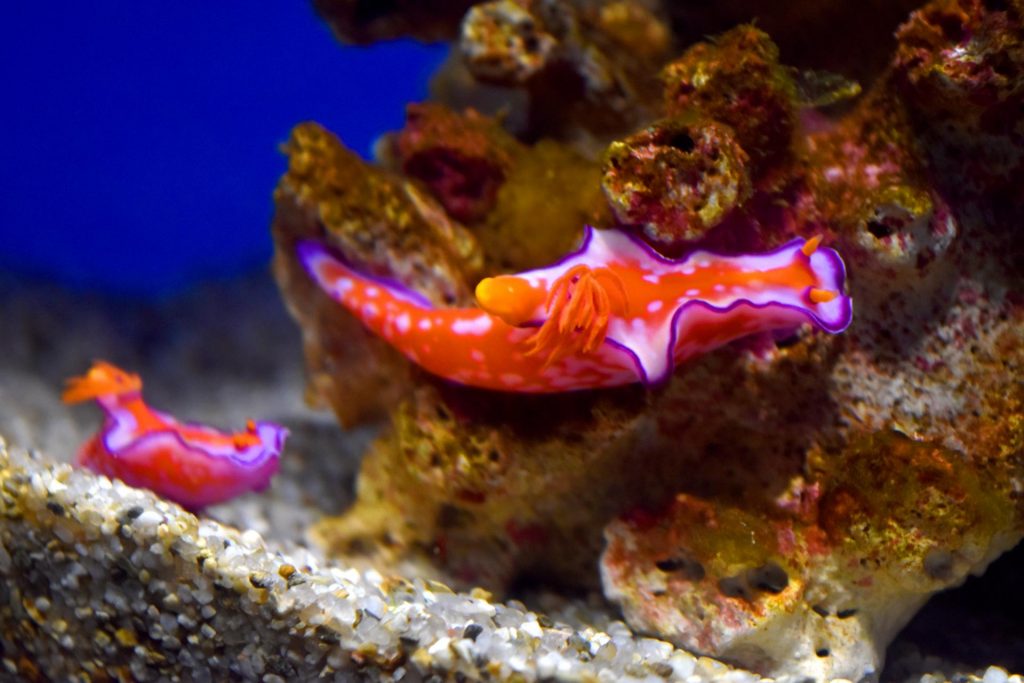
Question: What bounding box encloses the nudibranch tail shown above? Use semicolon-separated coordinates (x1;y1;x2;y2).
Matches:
297;227;852;393
62;360;142;404
65;361;287;510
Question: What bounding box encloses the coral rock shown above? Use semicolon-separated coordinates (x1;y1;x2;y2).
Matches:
456;0;672;137
602;116;751;245
663;0;924;84
312;382;652;590
602;431;1022;679
480;139;610;270
661;25;799;183
894;0;1024;207
385;103;521;223
805;89;959;278
460;0;563;85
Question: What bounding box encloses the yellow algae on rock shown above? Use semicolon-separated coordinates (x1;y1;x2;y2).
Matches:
480;140;611;271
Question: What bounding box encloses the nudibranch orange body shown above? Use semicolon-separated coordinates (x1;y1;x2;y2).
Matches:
63;362;286;510
298;227;852;392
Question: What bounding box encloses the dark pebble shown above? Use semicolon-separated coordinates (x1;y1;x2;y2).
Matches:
651;661;675;678
567;632;589;653
248;572;272;589
119;506;145;524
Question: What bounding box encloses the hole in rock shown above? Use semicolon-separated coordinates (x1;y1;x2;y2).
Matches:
746;562;789;594
668;132;696;153
866;219;896;239
718;575;753;600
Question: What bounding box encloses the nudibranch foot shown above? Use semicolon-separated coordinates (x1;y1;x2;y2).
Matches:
64;361;287;511
297;226;852;393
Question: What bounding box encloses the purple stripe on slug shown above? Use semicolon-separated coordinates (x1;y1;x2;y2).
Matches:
102;428;284;470
626;294;852;387
295;240;435;310
99;410;287;470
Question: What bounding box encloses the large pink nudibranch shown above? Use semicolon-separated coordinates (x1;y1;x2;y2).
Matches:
298;226;852;392
63;362;286;510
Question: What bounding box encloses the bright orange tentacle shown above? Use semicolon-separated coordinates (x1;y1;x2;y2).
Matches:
62;361;142;404
525;265;629;366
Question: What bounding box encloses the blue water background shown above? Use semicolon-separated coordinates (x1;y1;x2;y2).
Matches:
1;4;447;296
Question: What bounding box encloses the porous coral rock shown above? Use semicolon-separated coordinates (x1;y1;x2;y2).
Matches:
311;381;651;590
384;103;521;223
661;25;800;184
893;0;1024;211
602;116;752;245
381;104;611;270
460;0;563;85
805;88;958;279
602;431;1022;680
663;0;925;85
594;34;1024;668
456;0;672;137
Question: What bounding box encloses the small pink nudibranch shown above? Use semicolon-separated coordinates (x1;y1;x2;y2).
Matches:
63;362;286;510
298;227;852;392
